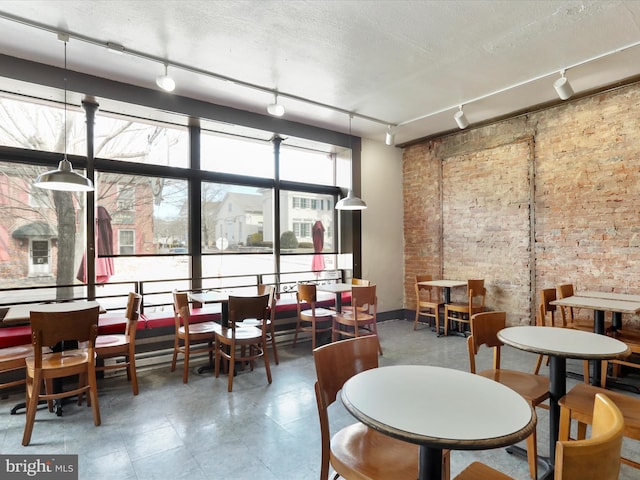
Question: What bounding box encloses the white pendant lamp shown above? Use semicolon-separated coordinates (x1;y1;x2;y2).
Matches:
156;63;176;92
385;125;395;146
454;105;469;129
267;92;285;116
336;115;367;211
554;70;574;100
34;34;94;192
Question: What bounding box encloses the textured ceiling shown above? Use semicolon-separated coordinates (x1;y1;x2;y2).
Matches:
0;1;640;145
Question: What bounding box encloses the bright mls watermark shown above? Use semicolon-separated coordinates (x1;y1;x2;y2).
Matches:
0;455;77;479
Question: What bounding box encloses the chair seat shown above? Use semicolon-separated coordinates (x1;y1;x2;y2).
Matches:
0;344;33;363
447;302;483;313
95;334;126;348
334;311;375;323
26;349;90;371
478;369;549;404
330;421;420;480
178;321;220;335
454;461;513;480
217;325;263;341
300;307;334;318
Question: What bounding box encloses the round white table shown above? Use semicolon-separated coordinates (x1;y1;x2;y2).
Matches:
341;365;536;480
498;326;629;480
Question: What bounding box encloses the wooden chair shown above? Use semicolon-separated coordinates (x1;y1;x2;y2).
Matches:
313;336;450;480
467;311;549;480
413;274;444;331
214;294;272;392
444;279;485;336
95;292;142;395
170;291;219;383
559;382;640;470
455;393;624;480
23;305;101;446
293;283;334;350
332;285;383;355
534;288;589;382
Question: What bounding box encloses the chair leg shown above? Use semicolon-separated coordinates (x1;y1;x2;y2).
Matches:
311;322;317;350
413;308;420;331
582;360;590;384
87;368;101;426
22;372;41;446
533;354;544;375
183;344;190;384
525;430;538;480
171;338;179;372
270;323;279;365
214;339;221;378
559;405;571;441
444;308;449;336
227;344;235;392
292;321;300;348
263;341;272;385
129;348;139;395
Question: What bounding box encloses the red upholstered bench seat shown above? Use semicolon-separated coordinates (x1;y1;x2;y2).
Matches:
98;313;147;335
141;305;222;329
0;325;32;348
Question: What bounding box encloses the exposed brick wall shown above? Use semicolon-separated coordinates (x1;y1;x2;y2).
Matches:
404;82;640;327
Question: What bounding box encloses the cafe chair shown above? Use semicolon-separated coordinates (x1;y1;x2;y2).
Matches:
414;274;444;331
467;311;549;480
534;289;589;382
455;393;624;480
23;305;101;446
444;279;485;336
559;377;640;470
171;291;218;384
313;336;450;480
293;283;334;350
603;328;640;386
332;285;383;355
94;292;142;395
215;294;272;392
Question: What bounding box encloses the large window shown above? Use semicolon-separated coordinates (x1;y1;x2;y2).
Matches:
0;92;352;298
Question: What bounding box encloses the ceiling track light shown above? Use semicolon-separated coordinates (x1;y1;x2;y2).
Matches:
34;33;94;192
554;70;574;100
385;125;395;146
267;92;285;116
336;115;367;211
454;106;469;129
156;63;175;92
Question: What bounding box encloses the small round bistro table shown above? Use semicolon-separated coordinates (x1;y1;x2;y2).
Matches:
498;326;629;480
341;365;536;480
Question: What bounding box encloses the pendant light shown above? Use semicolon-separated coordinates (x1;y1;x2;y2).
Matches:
335;115;367;211
34;34;94;192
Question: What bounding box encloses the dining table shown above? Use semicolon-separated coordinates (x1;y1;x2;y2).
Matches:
576;290;640;330
3;300;105;326
341;364;536;480
416;279;466;305
498;325;629;480
315;282;352;313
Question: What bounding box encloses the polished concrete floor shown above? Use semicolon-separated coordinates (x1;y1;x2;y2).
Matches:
1;319;639;480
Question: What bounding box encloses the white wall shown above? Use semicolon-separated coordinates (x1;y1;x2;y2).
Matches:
360;138;404;313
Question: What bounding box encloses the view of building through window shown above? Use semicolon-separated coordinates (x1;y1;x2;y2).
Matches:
0;94;351;301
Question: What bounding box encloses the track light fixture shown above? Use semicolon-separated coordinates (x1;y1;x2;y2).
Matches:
454;106;469;129
34;34;94;192
554;70;574;100
385;125;395;146
155;63;175;92
267;92;285;116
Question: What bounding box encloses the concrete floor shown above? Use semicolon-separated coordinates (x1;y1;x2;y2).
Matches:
1;319;638;479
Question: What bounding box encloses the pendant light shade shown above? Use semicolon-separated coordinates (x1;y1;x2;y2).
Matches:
267;92;285;116
554;70;574;100
335;189;368;210
34;34;94;192
156;63;176;92
336;114;367;211
34;156;95;192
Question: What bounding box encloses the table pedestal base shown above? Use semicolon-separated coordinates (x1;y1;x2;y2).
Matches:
419;445;442;480
505;445;553;479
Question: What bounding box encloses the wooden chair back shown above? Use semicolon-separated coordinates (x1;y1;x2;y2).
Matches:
258;284;276;320
557;283;575;325
313;336;379;480
228;294;270;332
468;311;506;373
297;283;318;305
351;285;376;312
555;393;624;480
415;274;434;303
351;278;370;286
467;279;486;309
124;292;142;338
539;288;557;327
172;291;190;330
30;306;100;362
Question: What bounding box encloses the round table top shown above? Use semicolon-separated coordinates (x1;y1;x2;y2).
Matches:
341;365;535;450
498;326;630;359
